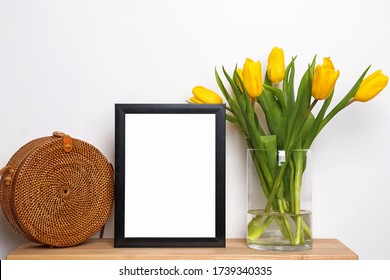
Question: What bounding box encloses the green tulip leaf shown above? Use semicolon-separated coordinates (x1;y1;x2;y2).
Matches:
222;67;248;116
285;60;314;149
215;67;233;103
258;135;278;179
222;67;247;113
263;84;287;113
260;73;277;113
226;114;238;124
266;101;285;149
300;112;315;148
264;71;273;87
303;92;334;148
215;68;249;136
283;57;296;114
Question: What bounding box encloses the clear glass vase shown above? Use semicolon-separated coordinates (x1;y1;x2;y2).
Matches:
247;149;312;251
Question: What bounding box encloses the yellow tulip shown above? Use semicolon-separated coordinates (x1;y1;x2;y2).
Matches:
312;57;340;100
242;58;263;99
237;68;243;81
354;70;388;102
267;47;285;84
189;97;203;104
236;68;244;91
191;86;223;104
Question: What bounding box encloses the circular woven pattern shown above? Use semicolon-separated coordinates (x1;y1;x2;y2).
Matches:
0;135;114;247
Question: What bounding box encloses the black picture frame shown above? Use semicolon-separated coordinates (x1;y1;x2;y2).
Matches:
114;104;226;247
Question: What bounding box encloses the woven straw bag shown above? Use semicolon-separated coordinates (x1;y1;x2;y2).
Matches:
0;132;114;247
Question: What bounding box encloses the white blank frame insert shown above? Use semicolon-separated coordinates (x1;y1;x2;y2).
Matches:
114;104;225;247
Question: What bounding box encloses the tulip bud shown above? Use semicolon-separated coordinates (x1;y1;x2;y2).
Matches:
267;47;285;84
243;58;263;99
191;86;223;104
312;57;340;100
354;70;388;102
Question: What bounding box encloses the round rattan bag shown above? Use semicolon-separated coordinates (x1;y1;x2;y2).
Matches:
0;132;114;247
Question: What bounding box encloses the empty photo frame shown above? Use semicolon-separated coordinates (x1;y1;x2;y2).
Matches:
114;104;226;247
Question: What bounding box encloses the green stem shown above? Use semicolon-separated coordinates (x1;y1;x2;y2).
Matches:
275;179;295;243
308;99;318;112
281;217;295;244
247;143;271;198
250;150;312;246
295;216;303;245
250;156;296;243
288;160;295;214
294;158;303;214
303;222;312;238
293;152;304;244
272;215;295;244
247;216;273;240
264;151;291;212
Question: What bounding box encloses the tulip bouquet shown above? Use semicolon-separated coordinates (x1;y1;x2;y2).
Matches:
188;47;388;249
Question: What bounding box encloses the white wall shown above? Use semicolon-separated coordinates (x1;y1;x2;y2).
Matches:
0;0;389;259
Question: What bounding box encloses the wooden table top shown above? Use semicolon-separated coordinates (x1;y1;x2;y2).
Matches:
7;238;358;260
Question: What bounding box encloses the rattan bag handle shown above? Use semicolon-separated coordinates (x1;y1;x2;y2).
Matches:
0;166;11;176
52;131;73;152
0;166;14;185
